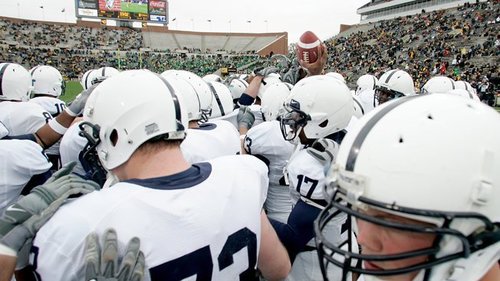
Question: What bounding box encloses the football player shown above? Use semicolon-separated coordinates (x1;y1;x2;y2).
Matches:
374;69;415;105
162;70;241;163
29;65;68;170
316;94;500;281
242;82;295;223
0;62;52;136
274;75;355;281
355;74;378;114
26;70;290;280
29;65;67;117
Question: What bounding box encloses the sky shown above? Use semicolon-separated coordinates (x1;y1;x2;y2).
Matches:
0;0;370;43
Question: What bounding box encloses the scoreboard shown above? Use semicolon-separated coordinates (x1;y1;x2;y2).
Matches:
76;0;168;23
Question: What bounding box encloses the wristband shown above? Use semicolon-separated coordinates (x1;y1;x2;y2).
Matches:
64;108;78;117
238;93;255;106
0;243;17;257
48;119;68;135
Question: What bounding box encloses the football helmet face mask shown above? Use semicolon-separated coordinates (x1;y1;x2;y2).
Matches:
316;94;500;281
81;70;187;171
30;65;65;98
421;76;455;94
207;81;234;119
0;63;33;102
279;75;353;143
375;69;415;105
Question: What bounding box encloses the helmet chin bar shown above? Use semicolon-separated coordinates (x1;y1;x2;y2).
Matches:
314;185;500;281
78;121;107;187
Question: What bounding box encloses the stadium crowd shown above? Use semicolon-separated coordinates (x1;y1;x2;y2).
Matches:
325;0;499;91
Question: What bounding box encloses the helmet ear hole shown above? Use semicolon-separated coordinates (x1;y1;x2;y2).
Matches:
319;119;328;128
110;129;118;147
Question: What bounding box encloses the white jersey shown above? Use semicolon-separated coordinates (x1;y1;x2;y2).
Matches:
244;120;295;223
286;148;331;203
0;140;51;214
285;144;349;281
59;121;87;176
356;89;376;114
33;155;268;281
181;120;240;164
30;96;67;117
0;101;51;135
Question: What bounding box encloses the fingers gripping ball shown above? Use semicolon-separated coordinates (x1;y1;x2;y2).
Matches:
85;228;146;281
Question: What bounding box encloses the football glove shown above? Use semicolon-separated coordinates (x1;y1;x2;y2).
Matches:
85;228;146;281
237;106;255;130
253;66;280;77
0;162;99;269
306;138;339;167
66;83;98;116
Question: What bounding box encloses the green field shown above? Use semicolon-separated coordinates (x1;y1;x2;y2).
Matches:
61;81;83;103
121;2;148;14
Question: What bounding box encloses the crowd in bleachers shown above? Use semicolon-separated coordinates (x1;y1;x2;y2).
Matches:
0;18;260;79
0;0;498;95
325;0;499;90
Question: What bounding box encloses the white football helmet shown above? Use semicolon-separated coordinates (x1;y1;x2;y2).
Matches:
454;80;479;100
421;76;455;94
160;73;200;123
207;81;234;119
326;72;346;84
351;94;365;119
316;94;500;281
375;69;415;105
0;63;32;102
356;74;378;94
80;69;96;90
202;74;222;83
91;66;120;85
227;77;249;101
162;70;213;121
356;89;376;114
30;65;65;98
260;82;290;121
257;73;282;99
447;89;479;100
279;75;353;142
80;70;187;170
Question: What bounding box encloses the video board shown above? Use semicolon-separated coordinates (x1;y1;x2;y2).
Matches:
76;0;168;23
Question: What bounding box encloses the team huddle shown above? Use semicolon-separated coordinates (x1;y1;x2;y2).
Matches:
0;42;499;281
